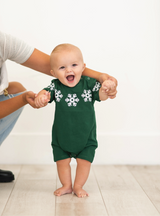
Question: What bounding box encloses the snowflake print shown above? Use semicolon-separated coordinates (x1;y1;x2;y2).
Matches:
47;83;55;91
55;89;63;102
81;90;92;102
65;94;79;107
92;82;101;92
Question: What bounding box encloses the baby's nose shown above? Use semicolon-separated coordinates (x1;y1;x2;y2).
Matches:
66;67;72;72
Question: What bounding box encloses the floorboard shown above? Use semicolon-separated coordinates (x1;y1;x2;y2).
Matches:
1;165;57;216
93;165;160;216
0;165;160;216
55;166;109;216
128;165;160;214
0;165;21;216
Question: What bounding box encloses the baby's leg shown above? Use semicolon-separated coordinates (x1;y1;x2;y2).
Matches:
54;158;72;196
73;158;91;198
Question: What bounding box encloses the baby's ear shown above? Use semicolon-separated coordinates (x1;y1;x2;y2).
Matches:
83;63;86;71
50;70;56;77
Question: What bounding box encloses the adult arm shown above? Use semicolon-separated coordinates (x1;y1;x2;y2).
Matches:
83;68;118;98
0;31;51;76
22;49;118;94
82;67;116;83
0;91;36;119
22;49;118;98
1;31;117;87
21;48;51;76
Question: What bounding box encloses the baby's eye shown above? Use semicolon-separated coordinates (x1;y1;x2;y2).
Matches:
72;64;77;67
59;66;65;69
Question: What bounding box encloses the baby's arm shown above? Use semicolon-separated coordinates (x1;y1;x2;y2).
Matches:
99;80;116;101
35;90;50;108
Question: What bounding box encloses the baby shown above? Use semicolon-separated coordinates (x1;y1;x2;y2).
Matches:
35;44;115;197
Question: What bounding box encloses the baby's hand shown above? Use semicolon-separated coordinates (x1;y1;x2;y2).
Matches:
101;80;116;93
35;91;50;108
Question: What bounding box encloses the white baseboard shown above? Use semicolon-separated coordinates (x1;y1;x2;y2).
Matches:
0;133;160;164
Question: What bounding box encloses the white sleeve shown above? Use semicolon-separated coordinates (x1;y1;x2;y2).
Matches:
0;31;34;64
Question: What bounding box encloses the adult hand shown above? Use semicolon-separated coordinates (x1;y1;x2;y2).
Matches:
23;91;37;108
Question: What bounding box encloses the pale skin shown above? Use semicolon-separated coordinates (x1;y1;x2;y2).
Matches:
1;47;117;119
35;44;116;198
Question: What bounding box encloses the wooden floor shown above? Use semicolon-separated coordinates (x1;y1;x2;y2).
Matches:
0;165;160;216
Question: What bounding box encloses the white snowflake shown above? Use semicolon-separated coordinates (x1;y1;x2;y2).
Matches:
55;89;63;102
81;90;92;102
47;83;55;90
65;94;79;107
92;82;101;92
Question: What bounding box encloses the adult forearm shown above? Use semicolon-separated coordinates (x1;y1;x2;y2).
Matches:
82;67;104;81
82;67;116;84
0;94;27;119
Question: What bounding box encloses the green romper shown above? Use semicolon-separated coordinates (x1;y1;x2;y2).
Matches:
44;76;101;163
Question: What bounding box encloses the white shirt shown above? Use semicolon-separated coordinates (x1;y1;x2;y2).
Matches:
0;31;34;95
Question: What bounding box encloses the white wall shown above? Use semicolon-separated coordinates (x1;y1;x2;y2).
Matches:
0;0;160;164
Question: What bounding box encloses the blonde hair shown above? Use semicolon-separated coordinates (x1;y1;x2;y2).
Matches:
51;43;81;54
50;43;84;68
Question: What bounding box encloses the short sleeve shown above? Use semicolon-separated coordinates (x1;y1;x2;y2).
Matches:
85;76;101;102
0;31;34;64
43;79;56;103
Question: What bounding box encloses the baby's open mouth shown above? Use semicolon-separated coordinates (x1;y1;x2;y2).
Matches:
66;75;75;82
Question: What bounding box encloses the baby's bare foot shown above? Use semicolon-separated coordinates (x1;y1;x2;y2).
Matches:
73;187;89;198
54;186;72;196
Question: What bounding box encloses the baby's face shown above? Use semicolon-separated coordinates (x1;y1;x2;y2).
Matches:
50;49;86;87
